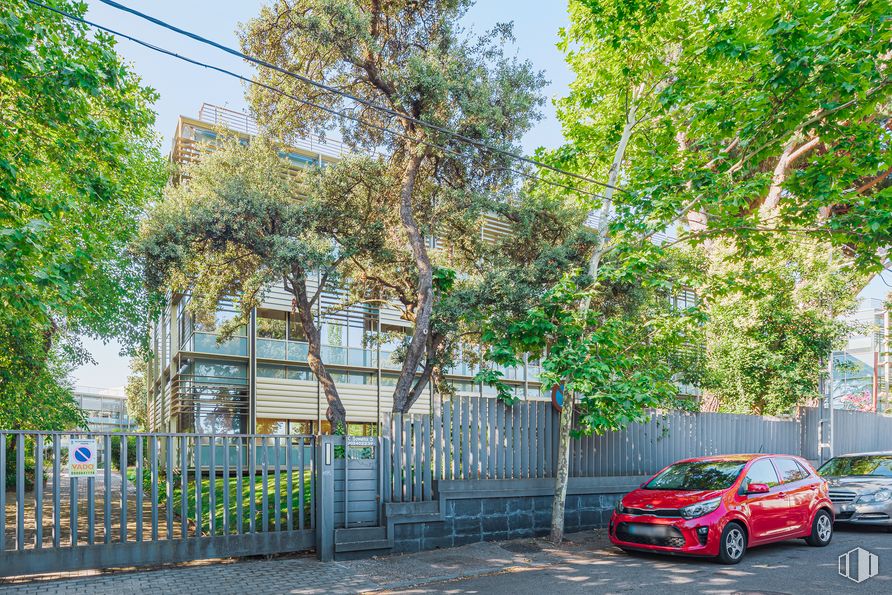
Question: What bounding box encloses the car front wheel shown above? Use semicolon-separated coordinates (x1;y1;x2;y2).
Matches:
717;522;747;564
805;510;833;547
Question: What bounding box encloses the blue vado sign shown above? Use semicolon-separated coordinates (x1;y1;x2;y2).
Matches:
69;438;97;477
551;384;565;412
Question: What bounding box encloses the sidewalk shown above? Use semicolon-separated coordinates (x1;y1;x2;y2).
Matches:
0;530;608;594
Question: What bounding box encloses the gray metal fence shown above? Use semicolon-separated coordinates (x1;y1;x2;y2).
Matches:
0;431;315;577
384;397;890;502
830;408;892;456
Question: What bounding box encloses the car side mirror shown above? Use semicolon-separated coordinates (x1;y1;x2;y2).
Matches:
747;483;770;494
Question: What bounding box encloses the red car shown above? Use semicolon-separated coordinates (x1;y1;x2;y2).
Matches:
609;454;833;564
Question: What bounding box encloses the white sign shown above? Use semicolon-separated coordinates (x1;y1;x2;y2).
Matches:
69;439;97;477
839;547;879;584
347;436;377;447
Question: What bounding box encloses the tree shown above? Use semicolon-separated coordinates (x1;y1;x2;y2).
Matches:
125;356;148;430
692;236;864;415
139;133;595;430
141;0;572;429
0;0;166;429
488;0;890;542
239;0;549;417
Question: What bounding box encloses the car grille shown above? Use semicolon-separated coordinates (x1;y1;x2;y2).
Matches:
624;507;681;518
829;490;857;503
616;522;685;548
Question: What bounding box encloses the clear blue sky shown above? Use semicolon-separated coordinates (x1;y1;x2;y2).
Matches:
72;0;890;389
73;0;575;388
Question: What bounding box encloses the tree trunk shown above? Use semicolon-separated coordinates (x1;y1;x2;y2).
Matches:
549;388;575;542
288;268;347;432
550;94;639;544
392;150;435;413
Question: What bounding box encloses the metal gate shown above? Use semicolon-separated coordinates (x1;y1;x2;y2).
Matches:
0;430;316;577
315;435;386;561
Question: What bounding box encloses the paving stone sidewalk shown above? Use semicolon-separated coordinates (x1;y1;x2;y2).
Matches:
0;531;603;594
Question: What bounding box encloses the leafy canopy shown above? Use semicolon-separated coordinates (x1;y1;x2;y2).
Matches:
0;0;166;429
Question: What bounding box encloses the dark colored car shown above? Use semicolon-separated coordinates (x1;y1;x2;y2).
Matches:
609;454;833;564
818;452;892;529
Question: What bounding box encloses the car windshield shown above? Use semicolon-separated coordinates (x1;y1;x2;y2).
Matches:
645;460;745;491
817;455;892;478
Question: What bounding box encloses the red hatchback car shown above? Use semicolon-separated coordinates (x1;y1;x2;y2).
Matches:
609;454;833;564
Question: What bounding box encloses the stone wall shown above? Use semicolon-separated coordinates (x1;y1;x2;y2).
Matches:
387;478;639;554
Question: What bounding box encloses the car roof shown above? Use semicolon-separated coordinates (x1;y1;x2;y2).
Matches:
677;454;775;463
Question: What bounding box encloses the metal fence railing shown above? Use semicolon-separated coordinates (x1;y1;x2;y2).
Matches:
383;397;892;502
0;431;315;577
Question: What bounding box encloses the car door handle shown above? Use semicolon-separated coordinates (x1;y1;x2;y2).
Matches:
777;492;786;497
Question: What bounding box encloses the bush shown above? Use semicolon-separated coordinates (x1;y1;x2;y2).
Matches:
110;435;138;470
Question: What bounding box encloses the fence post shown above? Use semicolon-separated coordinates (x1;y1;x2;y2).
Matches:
315;435;335;562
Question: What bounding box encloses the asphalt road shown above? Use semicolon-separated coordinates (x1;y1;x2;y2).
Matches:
386;525;892;595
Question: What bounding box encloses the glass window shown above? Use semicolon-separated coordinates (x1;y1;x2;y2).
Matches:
289;421;313;435
288;316;307;342
773;458;809;483
257;309;287;339
286;366;313;381
323;322;345;346
645;460;746;490
818;455;892;478
256;418;287;434
257;363;286;379
744;459;780;488
381;373;399;387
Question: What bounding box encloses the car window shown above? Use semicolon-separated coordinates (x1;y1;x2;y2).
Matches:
795;461;812;479
744;459;780;488
773;457;808;483
645;460;745;490
817;455;892;478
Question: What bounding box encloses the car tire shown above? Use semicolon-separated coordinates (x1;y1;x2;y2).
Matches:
717;522;747;564
805;510;833;547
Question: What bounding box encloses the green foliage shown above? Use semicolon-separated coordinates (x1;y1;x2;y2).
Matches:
693;237;861;415
124;356;148;431
480;248;702;434
0;1;166;429
538;0;890;427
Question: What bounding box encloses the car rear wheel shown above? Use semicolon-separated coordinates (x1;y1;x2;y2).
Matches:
805;510;833;547
717;522;747;564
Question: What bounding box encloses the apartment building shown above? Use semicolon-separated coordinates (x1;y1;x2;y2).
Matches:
146;104;546;435
832;298;891;412
73;386;136;433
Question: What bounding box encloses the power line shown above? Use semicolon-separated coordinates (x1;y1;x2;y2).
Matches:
95;0;628;196
23;0;609;201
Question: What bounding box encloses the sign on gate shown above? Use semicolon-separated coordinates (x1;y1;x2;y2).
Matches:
69;438;97;477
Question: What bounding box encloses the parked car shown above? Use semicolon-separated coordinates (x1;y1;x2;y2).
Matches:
817;452;892;530
609;454;833;564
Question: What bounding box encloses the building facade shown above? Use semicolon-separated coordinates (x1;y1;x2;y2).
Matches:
73;386;136;433
147;105;547;435
832;298;891;413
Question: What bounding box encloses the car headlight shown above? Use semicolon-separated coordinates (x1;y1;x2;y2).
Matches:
615;499;628;514
680;497;722;519
860;489;891;504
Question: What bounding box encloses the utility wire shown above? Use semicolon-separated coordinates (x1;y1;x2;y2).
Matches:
95;0;628;195
24;0;609;201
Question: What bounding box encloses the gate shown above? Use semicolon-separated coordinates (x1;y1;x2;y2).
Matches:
316;435;387;560
0;430;316;577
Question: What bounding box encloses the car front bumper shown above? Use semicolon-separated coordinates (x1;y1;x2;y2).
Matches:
608;511;724;557
833;501;892;526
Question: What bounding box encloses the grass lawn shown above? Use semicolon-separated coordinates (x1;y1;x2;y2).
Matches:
127;468;313;534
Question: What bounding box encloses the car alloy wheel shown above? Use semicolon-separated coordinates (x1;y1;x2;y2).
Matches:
718;523;746;564
806;510;833;547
